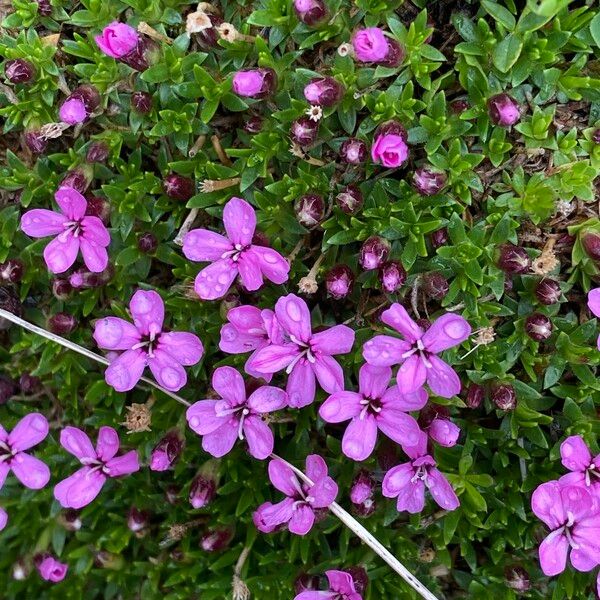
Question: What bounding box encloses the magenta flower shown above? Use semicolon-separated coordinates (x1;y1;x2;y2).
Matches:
36;555;68;582
232;69;276;98
186;366;287;460
0;412;50;490
0;507;6;531
20;187;110;274
559;435;600;489
352;28;389;63
294;570;362;600
587;289;600;349
319;364;425;461
182;197;289;300
371;130;408;168
95;22;139;58
59;98;87;125
382;431;459;513
531;481;600;576
253;455;338;535
426;416;460;447
93;289;204;392
54;426;140;509
362;303;471;398
246;294;355;408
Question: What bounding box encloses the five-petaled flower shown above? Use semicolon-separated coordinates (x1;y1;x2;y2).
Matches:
294;570;362;600
182;197;289;300
186;366;287;460
54;426;140;509
0;413;50;491
362;303;471;398
20;187;110;274
254;454;338;535
559;435;600;489
93;289;204;392
382;431;459;514
246;294;355;408
319;364;425;461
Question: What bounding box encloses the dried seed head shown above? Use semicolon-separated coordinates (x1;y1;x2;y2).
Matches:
122;401;153;433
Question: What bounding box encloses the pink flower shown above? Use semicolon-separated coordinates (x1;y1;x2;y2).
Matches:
487;93;520;127
371;131;408;168
182;197;290;300
95;22;139;58
36;555;68;582
319;364;425;461
93;290;204;392
559;435;600;489
362;303;471;398
0;412;50;490
587;289;600;349
0;507;6;530
186;366;287;460
531;481;600;576
295;570;362;600
54;426;140;509
246;294;355;408
59;98;87;125
20;187;110;274
253;455;338;535
352;28;389;63
232;69;276;98
149;431;183;471
382;432;459;513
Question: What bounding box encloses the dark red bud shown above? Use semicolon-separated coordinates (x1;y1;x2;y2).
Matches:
24;130;48;155
5;59;35;84
200;528;234;552
165;485;180;505
464;383;484;409
70;84;101;113
535;279;561;305
164;173;195;201
48;313;77;335
150;431;183;471
131;91;153;114
340;138;368;165
138;233;158;254
450;99;469;114
294;573;321;594
525;313;553;341
336;185;363;214
0;259;24;283
294;193;324;228
85;196;111;224
293;0;327;26
243;115;263;134
359;236;390;270
0;376;17;404
290;116;319;146
189;474;217;509
593;129;600;144
60;168;92;194
582;233;600;261
52;279;72;300
378;261;406;293
19;373;41;395
127;507;150;532
413;166;447;196
430;227;449;249
195;14;224;48
422;272;449;300
325;265;354;299
345;566;369;595
376;120;407;140
36;0;52;15
380;39;405;68
0;288;23;329
498;243;530;274
491;384;517;411
86;141;109;164
504;565;530;593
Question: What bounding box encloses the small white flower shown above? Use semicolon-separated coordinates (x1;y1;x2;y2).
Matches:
306;105;323;122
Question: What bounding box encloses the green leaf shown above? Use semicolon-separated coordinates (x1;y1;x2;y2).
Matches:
492;34;523;73
481;0;516;30
590;12;600;49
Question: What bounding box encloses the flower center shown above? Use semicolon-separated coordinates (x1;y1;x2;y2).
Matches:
411;465;429;484
285;335;316;373
131;331;158;357
63;220;83;238
0;440;15;463
359;395;382;419
401;339;432;368
221;244;249;262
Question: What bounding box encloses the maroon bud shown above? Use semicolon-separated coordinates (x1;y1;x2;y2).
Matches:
0;288;23;329
359;236;390;270
5;59;35;84
487;93;521;127
378;261;406;293
12;558;29;581
85;196;111;223
19;373;41;395
380;39;405;68
71;84;100;113
251;231;269;247
138;233;158;254
336;185;363;214
189;474;217;509
497;243;530;274
464;383;484;409
48;313;77;335
350;470;375;506
492;383;517;411
325;265;354;300
450;99;469;114
345;566;369;595
25;130;48;154
195;14;224;48
120;37;159;72
127;507;150;533
36;0;51;15
243;115;263;134
422;272;449;300
52;279;72;300
293;0;327;26
200;528;234;552
592;129;600;144
340;138;368;165
86;141;109;164
164;173;195;201
504;565;530;593
131;91;153;114
0;259;24;283
430;227;448;249
525;313;553;341
0;376;17;404
582;233;600;261
304;77;344;107
413;166;447;196
150;431;183;471
535;279;561;305
60;509;82;531
376;120;407;139
294;573;320;594
290;116;319;146
60;167;92;194
294;193;324;228
165;485;179;505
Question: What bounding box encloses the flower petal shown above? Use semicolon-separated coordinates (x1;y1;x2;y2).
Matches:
288;504;315;535
182;229;233;262
157;332;204;366
248;344;300;374
79;237;109;273
55;187;87;220
381;304;423;343
54;467;106;508
287;359;317;408
362;335;410;367
8;412;49;452
382;463;414;497
381;385;428;411
305;454;328;482
539;531;569;576
268;459;299;496
326;570;356;595
223;197;256;246
202;422;238;457
254;497;294;532
531;481;567;530
426;355;461;398
422;313;471;353
105;348;147;392
80;216;110;246
358;364;392;400
93;317;141;350
227;305;264;333
129;290;164;337
148;349;188;391
588;288;600;318
561;435;592;472
396;354;427;393
243;415;273;460
20;209;67;238
0;507;7;531
104;450;139;477
0;463;10;491
96;426;120;462
60;426;96;460
194;259;238;300
426;467;460;511
311;325;355;355
43;233;80;274
382;464;425;513
10;452;50;489
319;392;362;423
251;246;290;284
376;410;421;448
247;386;287;413
309;476;338;508
312;355;344;394
186;400;229;435
237;251;264;291
212;366;246;405
342;415;378;461
220;324;265;354
274;294;312;343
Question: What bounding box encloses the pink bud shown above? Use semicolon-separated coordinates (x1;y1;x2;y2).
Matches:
359;236;390;270
371;122;409;168
350;470;375;505
59;98;87;125
525;313;552;341
497;243;530;274
232;68;276;99
325;265;354;299
428;418;460;447
340;138;368;164
0;259;24;283
95;22;139;58
488;93;521;127
189;474;217;509
491;384;516;411
352;28;390;63
303;77;344;107
535;279;561;305
293;0;326;25
200;528;234;552
413;166;447;196
294;193;324;228
378;260;406;293
150;431;183;472
336;184;363;214
35;555;68;583
290;116;319;146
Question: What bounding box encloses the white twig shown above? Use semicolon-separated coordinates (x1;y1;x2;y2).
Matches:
271;454;439;600
0;308;191;407
174;208;200;246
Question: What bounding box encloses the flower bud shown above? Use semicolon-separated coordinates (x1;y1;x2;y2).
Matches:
380;39;405;68
19;373;41;395
592;129;600;144
0;288;23;329
422;272;449;300
413;166;447;196
94;551;124;570
582;233;600;261
150;431;183;472
86;141;110;164
252;231;269;247
243;115;263;134
350;470;375;505
294;193;324;228
336;184;363;214
428;416;460;447
189;474;217;509
59;509;82;531
36;0;51;15
535;279;561;305
60;167;92;194
25;130;48;154
200;528;234;552
345;566;369;595
0;259;24;283
294;573;321;594
352;27;390;63
488;93;521;127
52;279;72;300
0;376;17;404
35;554;68;582
359;236;390;270
450;99;469;114
127;507;150;532
464;383;484;409
131;91;153;114
525;313;552;341
85;196;111;223
164;173;195;201
165;485;180;505
48;313;77;335
219;293;241;320
5;59;35;84
59;97;87;125
497;243;530;274
138;232;158;254
232;68;276;99
339;138;368;165
71;84;101;113
12;559;29;581
325;265;354;300
430;228;448;249
378;261;406;293
293;0;326;26
491;383;516;411
290;116;319;146
504;565;530;593
192;13;224;48
303;77;344;107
